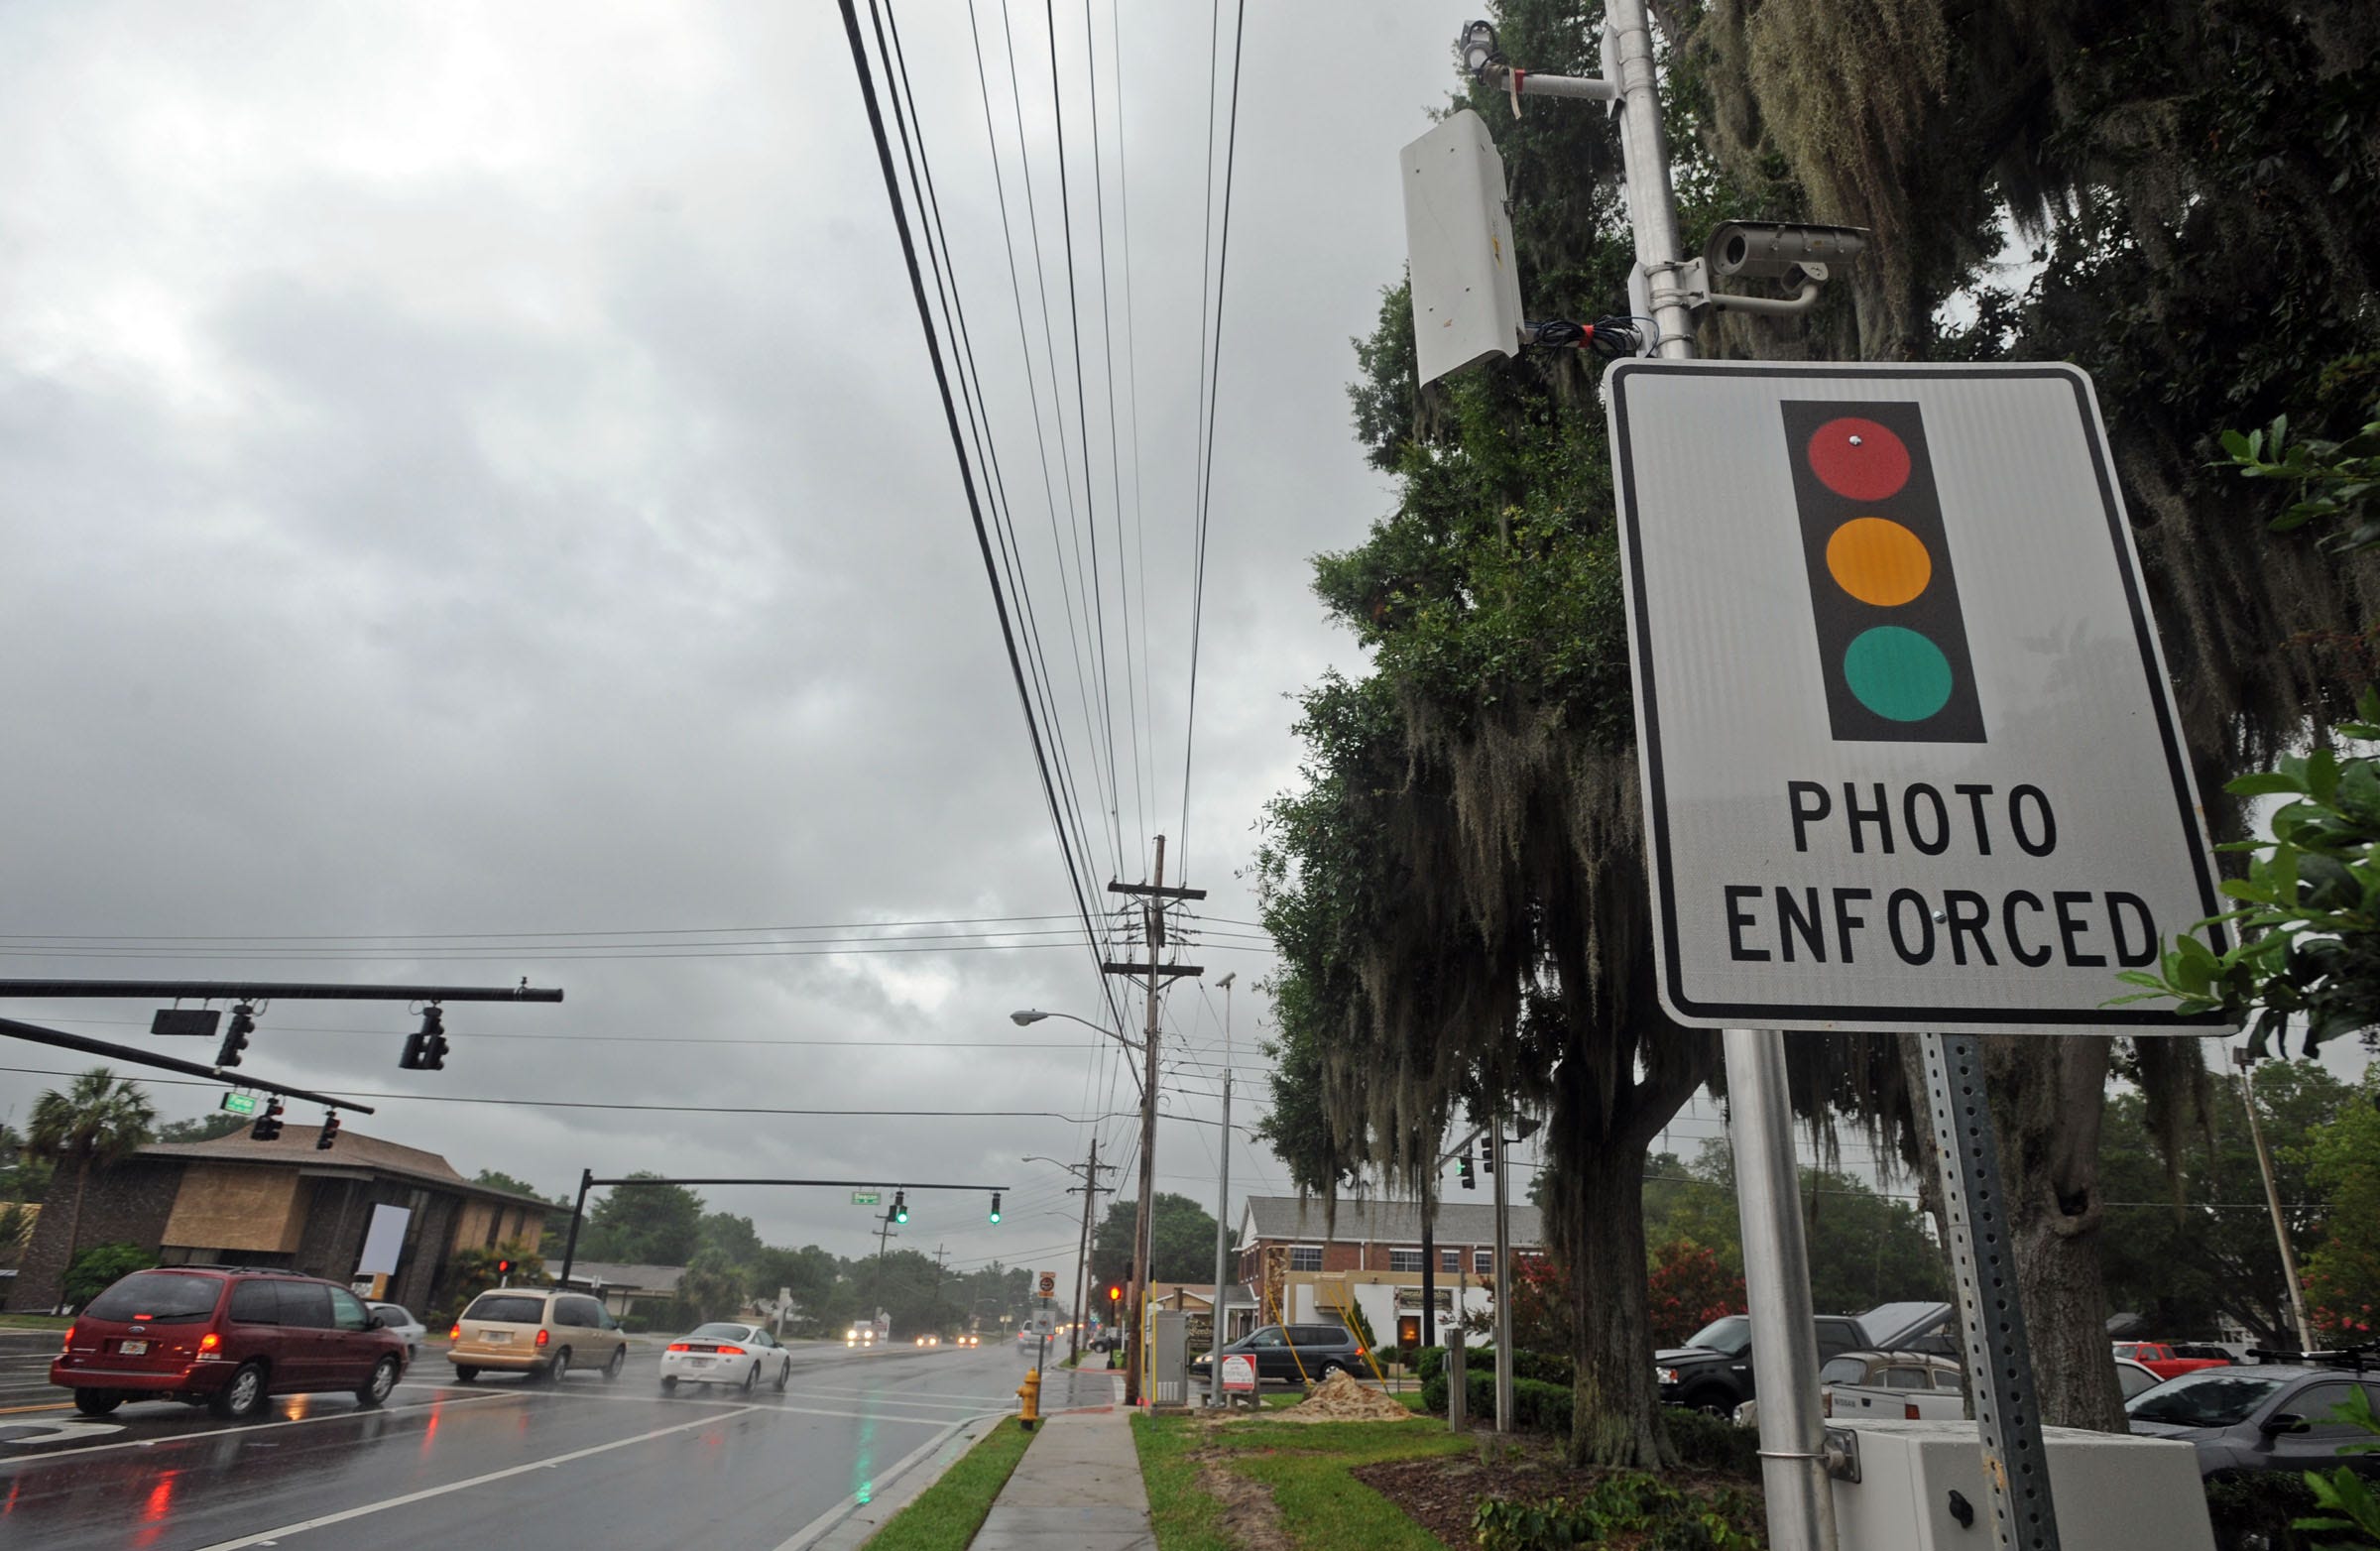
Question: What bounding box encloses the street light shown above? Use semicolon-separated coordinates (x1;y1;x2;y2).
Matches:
1010;1009;1142;1051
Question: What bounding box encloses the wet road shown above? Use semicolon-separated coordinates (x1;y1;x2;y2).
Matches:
0;1331;1120;1550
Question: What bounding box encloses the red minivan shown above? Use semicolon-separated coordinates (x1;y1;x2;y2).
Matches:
53;1266;409;1419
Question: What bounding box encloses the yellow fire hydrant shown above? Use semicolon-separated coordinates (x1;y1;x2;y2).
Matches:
1016;1368;1041;1430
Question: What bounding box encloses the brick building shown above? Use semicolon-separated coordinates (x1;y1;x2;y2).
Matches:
10;1130;550;1317
1233;1194;1545;1339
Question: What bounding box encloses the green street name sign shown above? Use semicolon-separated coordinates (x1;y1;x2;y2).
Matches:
220;1092;259;1116
851;1191;880;1206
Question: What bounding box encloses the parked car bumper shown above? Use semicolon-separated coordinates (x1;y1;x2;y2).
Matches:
449;1348;550;1373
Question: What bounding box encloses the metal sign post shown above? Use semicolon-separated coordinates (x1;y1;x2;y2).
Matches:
1922;1033;2060;1551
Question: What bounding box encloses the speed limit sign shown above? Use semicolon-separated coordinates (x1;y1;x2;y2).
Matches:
1037;1271;1056;1296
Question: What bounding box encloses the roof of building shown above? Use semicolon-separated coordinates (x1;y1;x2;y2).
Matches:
135;1131;554;1210
554;1262;685;1294
1240;1195;1545;1250
1148;1281;1256;1310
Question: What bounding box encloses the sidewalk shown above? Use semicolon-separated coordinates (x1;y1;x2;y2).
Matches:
970;1399;1155;1550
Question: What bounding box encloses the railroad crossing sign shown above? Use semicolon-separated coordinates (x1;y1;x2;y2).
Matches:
1038;1271;1056;1296
1606;361;2230;1033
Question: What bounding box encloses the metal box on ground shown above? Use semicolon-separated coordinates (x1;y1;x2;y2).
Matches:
1830;1419;2213;1551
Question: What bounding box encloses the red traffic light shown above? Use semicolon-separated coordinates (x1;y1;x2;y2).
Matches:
1107;1285;1122;1302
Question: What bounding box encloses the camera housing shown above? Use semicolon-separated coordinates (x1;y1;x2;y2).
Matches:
1705;221;1869;284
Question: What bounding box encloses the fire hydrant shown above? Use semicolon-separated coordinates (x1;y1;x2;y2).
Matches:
1016;1368;1041;1430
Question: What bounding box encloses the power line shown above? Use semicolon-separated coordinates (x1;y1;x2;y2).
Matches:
0;912;1083;944
841;0;1124;1037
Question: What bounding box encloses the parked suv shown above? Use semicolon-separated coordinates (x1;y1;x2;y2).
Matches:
52;1266;409;1420
1189;1323;1366;1384
448;1289;628;1383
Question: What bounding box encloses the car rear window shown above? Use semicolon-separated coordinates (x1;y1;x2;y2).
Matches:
463;1294;548;1324
83;1271;221;1323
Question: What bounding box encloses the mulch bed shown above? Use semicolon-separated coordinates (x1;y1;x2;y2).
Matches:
1351;1435;1765;1549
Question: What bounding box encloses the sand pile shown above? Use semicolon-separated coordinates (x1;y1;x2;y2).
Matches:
1271;1370;1413;1423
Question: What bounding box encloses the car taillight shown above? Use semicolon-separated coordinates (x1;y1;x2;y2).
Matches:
1822;1392;1834;1417
667;1343;690;1353
717;1346;745;1356
62;1326;76;1351
198;1332;221;1354
1354;1347;1365;1357
536;1329;549;1347
1905;1402;1922;1420
450;1325;461;1341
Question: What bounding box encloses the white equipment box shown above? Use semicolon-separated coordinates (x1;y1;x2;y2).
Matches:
1831;1419;2212;1551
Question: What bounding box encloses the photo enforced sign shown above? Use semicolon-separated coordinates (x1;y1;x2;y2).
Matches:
1606;361;2231;1033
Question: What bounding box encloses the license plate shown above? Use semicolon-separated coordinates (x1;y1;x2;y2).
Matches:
688;1357;711;1367
486;1332;511;1345
120;1340;148;1356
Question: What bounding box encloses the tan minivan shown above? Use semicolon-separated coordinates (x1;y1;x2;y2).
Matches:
448;1289;628;1384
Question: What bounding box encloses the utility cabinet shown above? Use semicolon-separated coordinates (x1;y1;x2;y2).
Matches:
1830;1419;2213;1551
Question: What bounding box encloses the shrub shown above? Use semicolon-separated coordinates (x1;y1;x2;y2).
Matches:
1416;1345;1446;1384
1476;1471;1763;1550
1662;1407;1762;1480
2202;1472;2320;1550
63;1243;158;1306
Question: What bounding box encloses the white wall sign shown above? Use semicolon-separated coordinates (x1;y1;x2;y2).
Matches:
1606;361;2231;1033
355;1204;412;1277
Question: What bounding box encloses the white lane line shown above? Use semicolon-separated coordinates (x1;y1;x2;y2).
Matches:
0;1392;521;1463
796;1386;1031;1405
188;1404;767;1551
770;1412;998;1551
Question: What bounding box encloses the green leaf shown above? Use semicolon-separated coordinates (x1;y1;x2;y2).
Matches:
2227;772;2306;796
2306;747;2341;807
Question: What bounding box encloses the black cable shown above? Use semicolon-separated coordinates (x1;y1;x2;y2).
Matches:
1178;0;1248;884
840;0;1120;1025
1043;0;1127;876
886;0;1125;1009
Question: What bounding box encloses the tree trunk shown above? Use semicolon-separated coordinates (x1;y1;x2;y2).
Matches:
59;1156;89;1314
1564;1144;1670;1467
1985;1035;2127;1432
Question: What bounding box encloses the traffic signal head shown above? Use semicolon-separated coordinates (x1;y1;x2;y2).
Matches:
496;1258;512;1276
315;1110;341;1151
402;1006;447;1071
1783;402;1983;742
1457;1147;1476;1189
988;1192;1002;1225
892;1190;908;1225
249;1097;285;1142
1108;1285;1121;1303
216;1004;256;1069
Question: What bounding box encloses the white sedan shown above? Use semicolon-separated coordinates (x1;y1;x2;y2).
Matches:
658;1323;793;1394
368;1302;428;1362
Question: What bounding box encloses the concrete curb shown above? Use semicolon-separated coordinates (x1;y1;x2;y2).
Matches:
771;1409;1012;1551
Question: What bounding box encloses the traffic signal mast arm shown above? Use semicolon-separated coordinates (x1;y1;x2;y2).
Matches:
0;1013;375;1116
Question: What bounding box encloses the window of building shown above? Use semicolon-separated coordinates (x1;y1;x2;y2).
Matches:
1288;1246;1323;1272
1387;1248;1424;1272
1441;1249;1461;1273
1474;1250;1492;1276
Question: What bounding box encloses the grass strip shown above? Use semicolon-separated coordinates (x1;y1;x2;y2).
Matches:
1134;1413;1238;1551
1138;1413;1473;1551
861;1417;1036;1551
0;1314;70;1330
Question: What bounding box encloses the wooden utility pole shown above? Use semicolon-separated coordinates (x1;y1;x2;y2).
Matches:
1067;1137;1110;1364
1104;834;1204;1406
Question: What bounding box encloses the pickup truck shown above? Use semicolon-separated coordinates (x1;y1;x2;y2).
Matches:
2111;1342;2228;1381
1733;1350;1966;1429
1657;1301;1956;1415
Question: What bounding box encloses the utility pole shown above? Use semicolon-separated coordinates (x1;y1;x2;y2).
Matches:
872;1211;897;1323
932;1243;949;1332
1490;1107;1513;1433
1104;834;1205;1406
2237;1050;2317;1353
1070;1140;1106;1363
1207;972;1236;1406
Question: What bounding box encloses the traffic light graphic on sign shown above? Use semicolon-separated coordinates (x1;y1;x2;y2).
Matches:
1781;402;1985;743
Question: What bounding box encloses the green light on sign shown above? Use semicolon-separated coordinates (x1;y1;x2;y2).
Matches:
851;1191;880;1206
220;1092;258;1115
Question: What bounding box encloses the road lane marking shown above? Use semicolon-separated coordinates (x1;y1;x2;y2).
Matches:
186;1404;768;1550
0;1391;520;1463
0;1402;69;1416
770;1413;991;1551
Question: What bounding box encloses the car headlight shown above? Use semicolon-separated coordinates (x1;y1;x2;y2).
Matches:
1657;1368;1681;1385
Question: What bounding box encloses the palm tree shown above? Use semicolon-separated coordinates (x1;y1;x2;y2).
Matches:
26;1068;158;1310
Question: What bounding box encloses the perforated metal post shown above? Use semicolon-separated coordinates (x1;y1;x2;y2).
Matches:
1921;1032;2063;1551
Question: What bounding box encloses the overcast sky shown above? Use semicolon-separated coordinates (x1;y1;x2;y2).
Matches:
0;0;1529;1280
